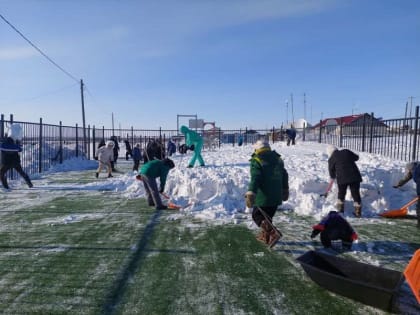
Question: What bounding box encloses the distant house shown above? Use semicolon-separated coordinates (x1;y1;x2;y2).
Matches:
313;114;387;136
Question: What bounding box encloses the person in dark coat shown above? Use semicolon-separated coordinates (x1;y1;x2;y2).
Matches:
140;158;175;210
124;140;133;160
311;211;358;249
132;143;142;172
393;161;420;228
110;136;120;171
245;140;289;247
144;139;165;163
327;145;363;217
0;124;33;189
285;125;297;146
167;139;176;157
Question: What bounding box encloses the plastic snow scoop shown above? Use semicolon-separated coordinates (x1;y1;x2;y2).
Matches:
404;249;420;304
160;192;191;210
256;207;283;248
379;197;419;218
320;179;334;197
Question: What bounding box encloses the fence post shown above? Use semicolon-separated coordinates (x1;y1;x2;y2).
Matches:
412;106;419;161
0;114;4;138
86;125;90;160
59;121;63;163
10;114;13;123
369;112;374;153
302;123;306;141
38;118;43;173
245;127;248;145
131;126;134;147
339;118;343;147
361;113;367;152
93;126;97;159
318;120;322;143
76;123;79;158
272;126;275;144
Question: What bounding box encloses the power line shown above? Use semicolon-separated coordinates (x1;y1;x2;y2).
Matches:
0;13;79;83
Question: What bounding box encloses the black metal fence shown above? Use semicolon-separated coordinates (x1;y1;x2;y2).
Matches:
1;108;419;181
317;107;420;162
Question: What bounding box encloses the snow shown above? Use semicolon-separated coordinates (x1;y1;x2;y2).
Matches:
16;141;415;224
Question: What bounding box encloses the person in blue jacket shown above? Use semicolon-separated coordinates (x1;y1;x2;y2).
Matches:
393;161;420;228
132;143;142;172
180;125;205;168
0;124;33;189
167;139;176;157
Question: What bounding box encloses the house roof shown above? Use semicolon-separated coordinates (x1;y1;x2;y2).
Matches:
313;114;365;128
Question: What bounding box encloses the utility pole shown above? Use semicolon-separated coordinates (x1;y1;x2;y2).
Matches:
80;79;87;156
285;100;289;125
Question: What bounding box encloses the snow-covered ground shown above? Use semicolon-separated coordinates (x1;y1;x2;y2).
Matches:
10;141;415;223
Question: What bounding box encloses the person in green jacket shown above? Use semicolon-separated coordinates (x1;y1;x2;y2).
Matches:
245;140;289;247
140;158;175;210
180;125;205;168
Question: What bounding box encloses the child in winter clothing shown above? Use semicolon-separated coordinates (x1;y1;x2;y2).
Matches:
0;124;33;189
245;140;289;247
140;158;175;210
132;143;142;172
124;140;133;160
109;136;120;171
180;125;205;168
95;141;114;178
167;139;176;157
311;211;358;249
327;145;363;217
393;161;420;227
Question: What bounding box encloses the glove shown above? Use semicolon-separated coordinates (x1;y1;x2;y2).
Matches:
282;188;289;201
189;144;195;151
351;232;358;241
136;175;142;181
245;191;256;208
310;229;320;239
159;188;164;193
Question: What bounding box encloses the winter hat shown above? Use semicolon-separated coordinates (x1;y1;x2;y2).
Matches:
253;140;270;150
106;140;115;147
180;125;189;134
163;158;175;169
7;124;23;141
326;145;337;157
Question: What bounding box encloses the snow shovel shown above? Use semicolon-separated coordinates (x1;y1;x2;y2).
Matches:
257;207;283;248
404;249;420;304
320;179;334;197
379;197;419;218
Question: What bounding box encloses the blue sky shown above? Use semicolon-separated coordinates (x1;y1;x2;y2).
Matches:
1;0;419;129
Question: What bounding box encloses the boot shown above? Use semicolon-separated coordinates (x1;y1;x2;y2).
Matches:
267;228;281;248
260;220;272;245
95;172;99;178
336;200;344;213
256;229;267;243
353;202;362;218
108;174;113;178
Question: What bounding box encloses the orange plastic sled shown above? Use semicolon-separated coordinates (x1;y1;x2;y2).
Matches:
404;249;420;304
380;197;419;218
